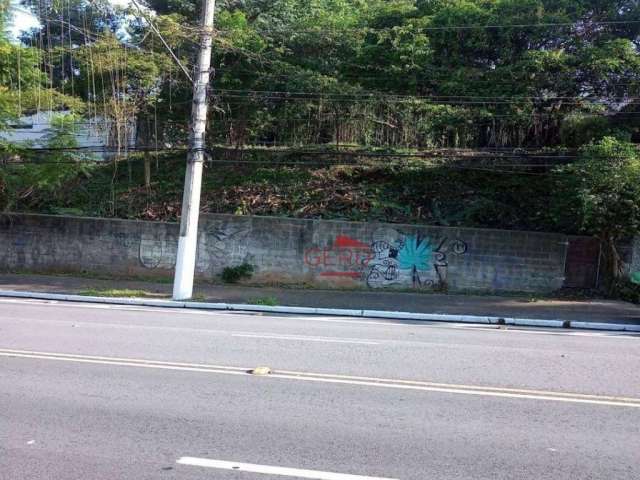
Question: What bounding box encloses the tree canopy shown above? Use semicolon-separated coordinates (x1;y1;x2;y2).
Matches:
2;0;637;149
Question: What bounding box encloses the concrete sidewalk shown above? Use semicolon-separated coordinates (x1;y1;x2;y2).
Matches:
1;273;639;326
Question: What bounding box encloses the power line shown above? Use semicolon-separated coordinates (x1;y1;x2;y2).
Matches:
211;88;638;104
129;0;193;83
213;19;640;34
1;144;581;158
1;156;562;172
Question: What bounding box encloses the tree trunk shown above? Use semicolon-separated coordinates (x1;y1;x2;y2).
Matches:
601;233;624;294
144;152;151;190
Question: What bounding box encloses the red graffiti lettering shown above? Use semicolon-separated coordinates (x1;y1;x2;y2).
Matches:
338;249;353;265
335;235;370;249
304;247;322;267
304;235;373;279
323;249;337;267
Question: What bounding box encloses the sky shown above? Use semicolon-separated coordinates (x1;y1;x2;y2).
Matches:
7;1;40;39
7;0;133;40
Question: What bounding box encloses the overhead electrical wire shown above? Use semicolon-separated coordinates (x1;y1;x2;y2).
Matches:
211;19;640;34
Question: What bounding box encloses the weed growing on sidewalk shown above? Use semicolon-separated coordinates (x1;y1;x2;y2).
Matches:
80;289;168;298
249;296;279;306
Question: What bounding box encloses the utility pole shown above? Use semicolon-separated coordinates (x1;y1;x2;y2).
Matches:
172;0;216;300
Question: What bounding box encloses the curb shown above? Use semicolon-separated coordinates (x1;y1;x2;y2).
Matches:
1;290;639;333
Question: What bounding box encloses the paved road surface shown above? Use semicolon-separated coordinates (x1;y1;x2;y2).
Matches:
1;297;639;479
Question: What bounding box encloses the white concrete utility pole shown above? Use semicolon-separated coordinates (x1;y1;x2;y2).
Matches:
172;0;216;300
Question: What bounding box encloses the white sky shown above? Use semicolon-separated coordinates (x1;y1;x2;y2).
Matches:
7;0;133;39
7;2;40;38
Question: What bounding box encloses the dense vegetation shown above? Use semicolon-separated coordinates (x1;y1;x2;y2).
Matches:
1;0;640;289
3;0;639;148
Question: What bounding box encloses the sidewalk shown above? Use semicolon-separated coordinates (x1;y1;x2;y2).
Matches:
1;273;639;326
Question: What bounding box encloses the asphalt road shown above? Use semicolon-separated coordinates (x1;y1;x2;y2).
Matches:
1;298;639;480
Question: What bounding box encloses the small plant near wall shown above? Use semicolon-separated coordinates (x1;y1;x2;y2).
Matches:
250;296;279;306
221;263;254;284
613;278;640;304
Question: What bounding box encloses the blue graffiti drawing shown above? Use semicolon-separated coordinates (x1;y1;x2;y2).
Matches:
398;235;432;271
365;229;469;289
631;271;640;285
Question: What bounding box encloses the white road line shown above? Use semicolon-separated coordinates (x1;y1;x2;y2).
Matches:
284;316;417;327
2;348;640;408
0;298;238;317
176;457;397;480
231;333;380;345
449;325;639;339
0;348;250;372
0;315;385;343
1;298;637;338
0;298;423;326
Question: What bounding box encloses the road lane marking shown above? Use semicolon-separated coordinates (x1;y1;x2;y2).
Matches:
0;298;247;317
0;348;249;372
232;333;380;345
2;312;636;344
1;348;640;408
1;298;638;338
449;325;639;338
176;457;397;479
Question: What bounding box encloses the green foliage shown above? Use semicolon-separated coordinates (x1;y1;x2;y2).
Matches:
555;137;640;239
612;278;640;304
4;148;560;231
1;114;95;212
221;263;255;283
8;0;640;149
554;137;640;287
80;288;163;298
195;0;640;148
560;114;627;148
3;0;640;248
250;296;279;306
0;6;43;126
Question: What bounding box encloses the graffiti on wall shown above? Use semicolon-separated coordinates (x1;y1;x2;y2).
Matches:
204;224;251;263
134;224;251;272
365;228;467;288
631;272;640;285
304;235;374;279
139;234;176;270
304;228;468;289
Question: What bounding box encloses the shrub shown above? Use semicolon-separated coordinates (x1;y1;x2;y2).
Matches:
613;278;640;304
221;263;254;283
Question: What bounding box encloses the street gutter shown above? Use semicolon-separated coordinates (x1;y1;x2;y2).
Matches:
0;290;639;332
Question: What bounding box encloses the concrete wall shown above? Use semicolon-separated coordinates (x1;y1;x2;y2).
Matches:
0;213;577;293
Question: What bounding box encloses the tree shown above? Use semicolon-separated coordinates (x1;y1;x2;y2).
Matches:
556;137;640;289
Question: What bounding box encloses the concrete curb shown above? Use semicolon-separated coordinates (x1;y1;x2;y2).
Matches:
1;289;639;333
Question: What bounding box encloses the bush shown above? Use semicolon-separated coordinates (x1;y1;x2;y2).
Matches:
221;263;254;283
613;278;640;304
